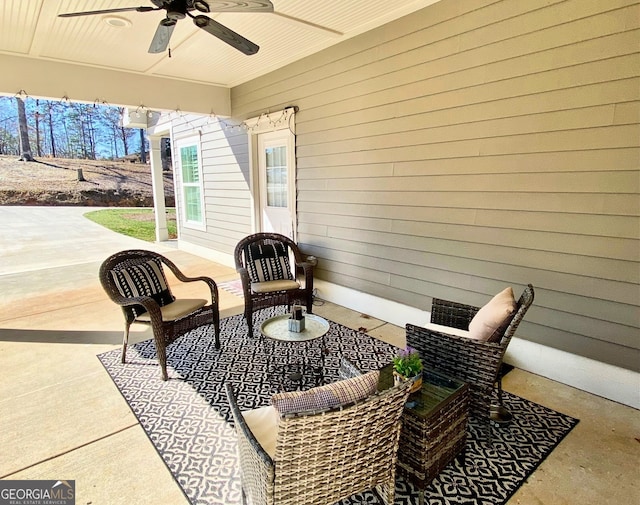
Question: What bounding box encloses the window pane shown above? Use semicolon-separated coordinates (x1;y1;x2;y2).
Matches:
181;145;199;183
265;146;287;208
184;186;202;222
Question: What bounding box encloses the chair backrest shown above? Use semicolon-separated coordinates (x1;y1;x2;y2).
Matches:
99;249;175;320
272;381;411;504
498;284;535;347
234;232;304;275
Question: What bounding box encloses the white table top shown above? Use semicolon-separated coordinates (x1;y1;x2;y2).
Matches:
260;314;330;342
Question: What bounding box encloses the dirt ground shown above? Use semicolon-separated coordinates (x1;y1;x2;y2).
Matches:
0;155;174;206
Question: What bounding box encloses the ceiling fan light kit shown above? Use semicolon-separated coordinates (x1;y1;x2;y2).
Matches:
59;0;274;55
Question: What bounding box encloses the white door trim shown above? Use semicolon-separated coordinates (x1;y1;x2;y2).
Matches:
246;108;297;238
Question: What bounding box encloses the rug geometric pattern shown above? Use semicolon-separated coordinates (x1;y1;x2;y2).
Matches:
98;307;578;505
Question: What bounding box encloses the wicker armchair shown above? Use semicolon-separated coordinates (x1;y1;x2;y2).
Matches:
99;249;220;381
234;233;314;336
406;284;534;426
225;379;412;505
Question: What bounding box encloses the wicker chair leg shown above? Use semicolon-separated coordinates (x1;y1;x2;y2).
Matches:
159;355;169;381
490;376;513;425
374;479;395;505
121;321;131;364
153;333;169;381
246;314;254;337
245;306;256;337
457;447;466;467
243;298;254;337
213;311;221;349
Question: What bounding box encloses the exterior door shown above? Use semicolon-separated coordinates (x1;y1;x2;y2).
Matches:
257;129;294;238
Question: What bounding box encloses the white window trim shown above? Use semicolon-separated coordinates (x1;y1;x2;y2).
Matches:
173;132;206;232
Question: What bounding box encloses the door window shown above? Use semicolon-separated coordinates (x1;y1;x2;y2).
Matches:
266;145;287;208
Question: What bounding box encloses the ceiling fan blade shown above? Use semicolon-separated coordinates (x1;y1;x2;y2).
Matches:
59;6;156;18
148;18;177;53
202;0;273;12
192;15;259;55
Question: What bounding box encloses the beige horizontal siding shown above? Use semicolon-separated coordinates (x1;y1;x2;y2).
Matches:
299;224;636;286
298;203;639;239
228;0;640;371
301;187;639;217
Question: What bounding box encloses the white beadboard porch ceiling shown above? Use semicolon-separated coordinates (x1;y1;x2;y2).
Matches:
1;0;440;89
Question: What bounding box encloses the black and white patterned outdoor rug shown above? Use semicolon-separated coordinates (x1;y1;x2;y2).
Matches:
98;308;579;505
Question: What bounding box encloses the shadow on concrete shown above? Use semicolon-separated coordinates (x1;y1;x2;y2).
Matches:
0;328;146;345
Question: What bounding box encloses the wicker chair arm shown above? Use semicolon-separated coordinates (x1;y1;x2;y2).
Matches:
430;298;480;330
236;267;252;297
160;256;218;294
225;383;273;466
406;323;503;390
158;256;218;303
295;261;313;290
406;323;503;420
225;383;275;503
109;294;164;326
108;292;158;310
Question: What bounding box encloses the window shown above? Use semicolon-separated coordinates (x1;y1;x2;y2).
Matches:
265;145;287;208
175;137;205;230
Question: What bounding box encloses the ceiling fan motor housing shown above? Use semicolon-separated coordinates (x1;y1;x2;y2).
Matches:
151;0;208;16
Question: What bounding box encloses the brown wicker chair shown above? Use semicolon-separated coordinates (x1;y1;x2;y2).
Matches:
99;249;220;381
234;233;314;336
406;284;534;428
225;379;412;505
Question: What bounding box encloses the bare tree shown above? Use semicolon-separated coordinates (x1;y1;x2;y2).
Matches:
16;97;34;161
34;99;43;157
139;128;147;163
46;101;57;158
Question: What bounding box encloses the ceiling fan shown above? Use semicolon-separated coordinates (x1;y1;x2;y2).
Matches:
58;0;273;55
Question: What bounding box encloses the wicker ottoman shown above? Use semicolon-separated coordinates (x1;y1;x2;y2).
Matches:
379;365;469;505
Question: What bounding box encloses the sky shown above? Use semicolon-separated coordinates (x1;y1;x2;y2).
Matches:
0;95;142;159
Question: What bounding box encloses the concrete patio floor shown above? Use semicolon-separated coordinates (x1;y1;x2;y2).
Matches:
0;207;638;505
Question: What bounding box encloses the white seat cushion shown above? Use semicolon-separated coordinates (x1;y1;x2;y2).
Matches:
251;279;300;293
242;405;279;459
136;298;207;322
424;322;472;339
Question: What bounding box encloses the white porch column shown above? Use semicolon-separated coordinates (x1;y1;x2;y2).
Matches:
149;136;168;242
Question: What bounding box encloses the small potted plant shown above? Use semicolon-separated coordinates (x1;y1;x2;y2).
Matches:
392;346;423;393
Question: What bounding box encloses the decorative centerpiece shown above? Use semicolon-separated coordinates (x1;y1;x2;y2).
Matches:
392;346;423;394
288;304;305;332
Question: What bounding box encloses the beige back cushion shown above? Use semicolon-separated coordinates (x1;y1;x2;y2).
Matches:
468;287;517;342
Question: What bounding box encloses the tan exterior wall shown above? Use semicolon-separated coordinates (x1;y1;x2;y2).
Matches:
230;0;640;370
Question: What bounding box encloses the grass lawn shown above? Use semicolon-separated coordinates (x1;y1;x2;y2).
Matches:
84;208;177;242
